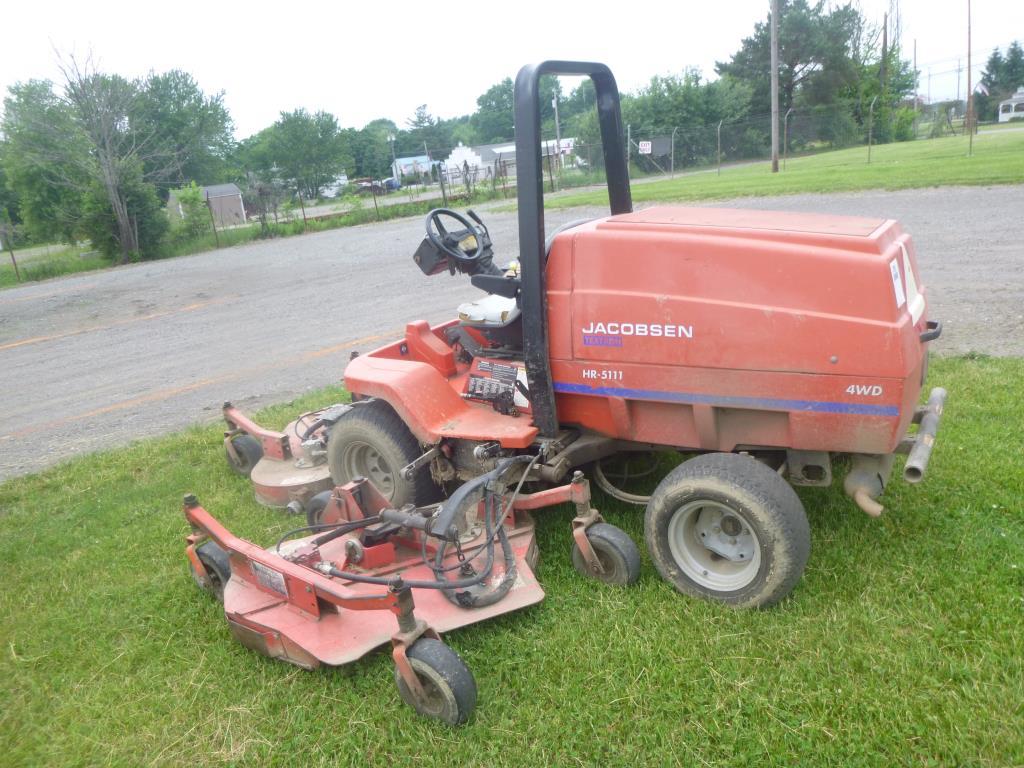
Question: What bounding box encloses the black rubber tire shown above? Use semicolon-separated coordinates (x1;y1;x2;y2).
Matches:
644;452;810;609
327;401;439;507
226;434;263;478
571;523;642;586
394;638;477;726
190;540;231;603
305;490;334;527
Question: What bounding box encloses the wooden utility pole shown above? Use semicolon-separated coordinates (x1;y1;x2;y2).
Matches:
770;0;780;173
967;0;974;155
913;39;918;107
880;13;888;93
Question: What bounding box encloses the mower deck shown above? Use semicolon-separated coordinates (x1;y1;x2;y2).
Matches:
223;515;543;668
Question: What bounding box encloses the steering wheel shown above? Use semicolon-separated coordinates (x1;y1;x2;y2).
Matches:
425;209;485;266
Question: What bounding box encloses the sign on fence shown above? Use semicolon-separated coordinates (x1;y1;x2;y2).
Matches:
638;140;652;155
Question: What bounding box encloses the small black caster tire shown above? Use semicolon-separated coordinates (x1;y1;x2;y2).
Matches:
190;540;231;602
226;434;263;478
571;522;642;586
305;490;334;527
394;638;477;726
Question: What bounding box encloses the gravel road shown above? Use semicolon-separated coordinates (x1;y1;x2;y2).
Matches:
1;184;1020;481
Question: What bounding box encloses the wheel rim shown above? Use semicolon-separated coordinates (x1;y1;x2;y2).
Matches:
666;500;761;592
341;441;395;497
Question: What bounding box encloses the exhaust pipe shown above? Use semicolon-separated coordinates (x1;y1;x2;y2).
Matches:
903;387;947;484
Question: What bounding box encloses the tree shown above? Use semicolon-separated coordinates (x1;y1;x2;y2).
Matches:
2;79;89;244
348;118;398;179
134;70;235;192
2;58;227;260
715;0;866;113
472;78;514;143
403;105;447;157
263;109;352;199
978;42;1024;120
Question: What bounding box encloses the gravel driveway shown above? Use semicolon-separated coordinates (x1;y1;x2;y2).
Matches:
1;184;1020;481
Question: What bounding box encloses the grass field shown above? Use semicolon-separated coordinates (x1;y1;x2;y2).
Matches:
547;127;1024;209
0;246;110;289
1;354;1021;766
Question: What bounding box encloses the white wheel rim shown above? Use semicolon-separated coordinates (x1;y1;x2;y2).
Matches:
667;500;761;592
342;441;395;498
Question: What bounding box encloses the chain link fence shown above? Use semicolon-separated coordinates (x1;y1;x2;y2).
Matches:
555;100;1000;189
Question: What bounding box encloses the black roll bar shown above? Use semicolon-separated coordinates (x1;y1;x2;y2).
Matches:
514;61;632;437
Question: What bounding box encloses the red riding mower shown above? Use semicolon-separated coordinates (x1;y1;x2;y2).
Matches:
186;60;945;724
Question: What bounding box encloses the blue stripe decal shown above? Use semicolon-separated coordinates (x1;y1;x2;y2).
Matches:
552;381;900;417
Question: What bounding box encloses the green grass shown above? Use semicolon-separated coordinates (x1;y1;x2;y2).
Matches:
1;355;1022;766
0;247;112;289
546;128;1024;209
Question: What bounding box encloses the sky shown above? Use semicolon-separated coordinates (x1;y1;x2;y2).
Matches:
2;0;1022;139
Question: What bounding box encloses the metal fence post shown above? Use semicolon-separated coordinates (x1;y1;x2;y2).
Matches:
670;127;678;178
206;192;220;248
783;108;794;170
868;96;878;164
717;120;723;176
2;226;21;282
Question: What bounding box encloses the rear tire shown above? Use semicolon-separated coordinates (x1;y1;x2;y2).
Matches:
644;452;809;609
327;401;439;507
394;638;477;725
226;434;263;478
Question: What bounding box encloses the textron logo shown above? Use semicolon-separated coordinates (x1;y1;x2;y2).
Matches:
581;321;694;346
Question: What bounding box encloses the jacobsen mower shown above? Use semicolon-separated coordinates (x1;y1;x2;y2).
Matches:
185;61;946;724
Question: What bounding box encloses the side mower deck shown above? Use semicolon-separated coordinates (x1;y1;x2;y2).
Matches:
214;507;543;668
185;466;639;724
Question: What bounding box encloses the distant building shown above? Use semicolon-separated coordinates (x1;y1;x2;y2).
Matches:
392;155;441;182
168;183;246;228
443;139;574;176
322;173;350;198
998;86;1024;123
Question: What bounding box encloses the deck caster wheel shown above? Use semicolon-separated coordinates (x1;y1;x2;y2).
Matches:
226;434;263;478
645;452;810;609
571;523;642;586
394;638;477;726
190;540;231;602
305;490;334;527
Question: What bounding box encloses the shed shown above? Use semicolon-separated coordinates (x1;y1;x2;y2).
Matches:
168;183;246;228
998;86;1024;123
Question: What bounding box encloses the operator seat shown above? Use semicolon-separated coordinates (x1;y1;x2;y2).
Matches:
457;287;523;349
454;219;593;352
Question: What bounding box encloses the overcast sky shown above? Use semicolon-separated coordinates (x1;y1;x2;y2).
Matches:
2;0;1022;139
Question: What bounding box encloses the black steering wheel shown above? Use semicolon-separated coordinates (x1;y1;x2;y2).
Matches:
425;209;486;266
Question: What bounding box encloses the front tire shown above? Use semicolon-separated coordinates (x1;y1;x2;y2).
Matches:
394;639;477;725
644;453;809;609
327;401;438;507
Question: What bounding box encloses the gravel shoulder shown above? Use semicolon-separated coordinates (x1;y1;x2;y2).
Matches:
1;184;1020;481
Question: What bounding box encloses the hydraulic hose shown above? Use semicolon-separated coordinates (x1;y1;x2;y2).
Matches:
432;455;536;608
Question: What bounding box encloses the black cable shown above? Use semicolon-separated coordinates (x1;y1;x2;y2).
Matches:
274;517;379;555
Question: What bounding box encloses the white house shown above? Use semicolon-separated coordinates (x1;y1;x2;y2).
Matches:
998;86;1024;123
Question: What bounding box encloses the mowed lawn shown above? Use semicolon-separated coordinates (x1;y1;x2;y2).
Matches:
0;355;1022;766
548;128;1024;208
